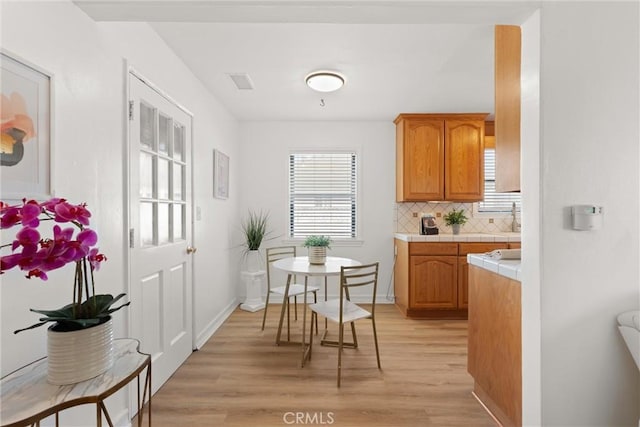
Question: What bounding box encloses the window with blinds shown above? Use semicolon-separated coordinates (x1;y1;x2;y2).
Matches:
289;152;357;238
477;148;521;213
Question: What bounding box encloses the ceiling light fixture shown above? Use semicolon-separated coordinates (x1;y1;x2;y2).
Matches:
305;71;345;93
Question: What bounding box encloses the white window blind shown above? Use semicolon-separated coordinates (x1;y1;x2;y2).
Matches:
289;152;357;238
477;148;521;213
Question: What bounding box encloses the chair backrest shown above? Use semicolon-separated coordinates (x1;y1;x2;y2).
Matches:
339;262;379;317
265;246;297;290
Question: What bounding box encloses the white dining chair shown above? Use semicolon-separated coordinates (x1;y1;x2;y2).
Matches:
308;262;381;386
262;246;318;340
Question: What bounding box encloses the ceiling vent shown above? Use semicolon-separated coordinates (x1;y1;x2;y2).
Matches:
228;73;254;90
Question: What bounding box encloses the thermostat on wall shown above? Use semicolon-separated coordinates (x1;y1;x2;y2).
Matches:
571;205;603;230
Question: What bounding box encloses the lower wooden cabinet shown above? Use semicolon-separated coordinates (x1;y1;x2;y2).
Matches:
394;239;515;318
410;255;458;309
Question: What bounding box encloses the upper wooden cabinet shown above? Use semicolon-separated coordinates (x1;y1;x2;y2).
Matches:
495;25;522;192
395;113;488;202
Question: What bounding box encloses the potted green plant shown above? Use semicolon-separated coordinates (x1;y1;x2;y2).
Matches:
443;208;468;235
0;198;129;384
303;235;331;265
240;209;270;272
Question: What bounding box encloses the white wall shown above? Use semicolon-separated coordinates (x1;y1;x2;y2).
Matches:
238;121;396;301
520;9;541;427
0;1;240;425
539;2;639;426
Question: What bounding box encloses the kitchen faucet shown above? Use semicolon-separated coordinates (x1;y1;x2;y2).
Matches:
511;202;521;232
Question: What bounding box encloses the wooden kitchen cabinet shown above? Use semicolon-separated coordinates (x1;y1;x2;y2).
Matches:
394;240;514;318
395;113;487;202
495;25;522;192
410;255;458;309
445;119;486;201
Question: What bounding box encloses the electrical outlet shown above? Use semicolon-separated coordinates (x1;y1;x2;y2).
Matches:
488;218;494;224
412;212;418;218
436;212;442;218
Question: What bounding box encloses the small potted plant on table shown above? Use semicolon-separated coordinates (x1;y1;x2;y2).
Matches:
443;208;468;235
303;235;331;265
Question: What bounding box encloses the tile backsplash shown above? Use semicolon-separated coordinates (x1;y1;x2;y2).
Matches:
395;202;517;234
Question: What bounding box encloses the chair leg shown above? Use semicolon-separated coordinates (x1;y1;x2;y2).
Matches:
337;322;344;387
313;291;318;334
371;317;381;369
261;291;271;331
286;297;291;341
309;312;315;360
350;321;358;348
294;295;298;321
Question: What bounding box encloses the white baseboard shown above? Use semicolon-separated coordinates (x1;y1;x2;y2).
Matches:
194;298;239;350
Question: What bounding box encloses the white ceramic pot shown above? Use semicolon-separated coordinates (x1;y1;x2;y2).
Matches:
47;317;114;385
451;224;461;235
244;249;262;273
308;246;327;265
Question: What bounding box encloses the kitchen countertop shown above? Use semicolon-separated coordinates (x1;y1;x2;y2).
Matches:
467;253;521;281
394;232;521;243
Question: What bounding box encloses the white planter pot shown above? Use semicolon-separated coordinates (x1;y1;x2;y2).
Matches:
244;249;262;273
47;318;114;385
308;247;327;265
451;224;461;235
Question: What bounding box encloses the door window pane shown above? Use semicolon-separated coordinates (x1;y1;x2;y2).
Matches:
140;152;154;198
140;103;155;149
173;204;185;241
159;114;171;155
158;158;170;200
140;202;154;246
158;203;169;244
173;164;184;200
173;124;184;161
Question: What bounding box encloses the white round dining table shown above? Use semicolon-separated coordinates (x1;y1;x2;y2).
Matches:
272;256;361;367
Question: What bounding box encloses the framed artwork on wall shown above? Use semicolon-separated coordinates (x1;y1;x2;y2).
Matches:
1;50;53;200
213;149;229;199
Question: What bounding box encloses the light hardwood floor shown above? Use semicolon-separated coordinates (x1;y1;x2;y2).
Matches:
141;304;494;427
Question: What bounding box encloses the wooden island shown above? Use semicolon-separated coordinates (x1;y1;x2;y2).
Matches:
467;254;522;427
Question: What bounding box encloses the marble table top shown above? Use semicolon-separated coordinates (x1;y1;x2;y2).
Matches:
1;338;150;427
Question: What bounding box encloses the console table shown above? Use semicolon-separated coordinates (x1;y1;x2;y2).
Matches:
0;338;151;427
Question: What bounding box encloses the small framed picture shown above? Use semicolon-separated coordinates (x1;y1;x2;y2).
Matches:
213;149;229;199
1;51;53;200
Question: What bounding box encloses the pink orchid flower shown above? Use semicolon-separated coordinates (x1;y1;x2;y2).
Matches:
0;207;21;229
19;201;41;228
0;200;42;229
11;227;40;251
26;269;48;280
88;248;107;271
53;201;91;225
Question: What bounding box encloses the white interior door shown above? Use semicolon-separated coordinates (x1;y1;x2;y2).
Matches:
128;72;193;395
